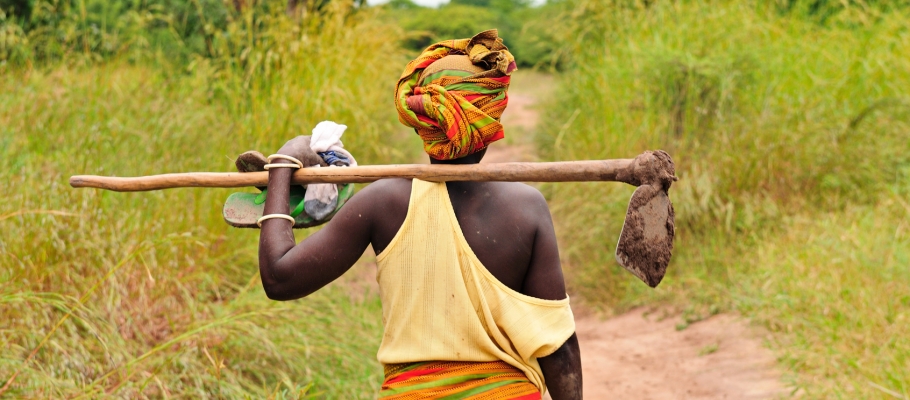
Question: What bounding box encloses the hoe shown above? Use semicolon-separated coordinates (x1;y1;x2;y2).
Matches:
70;150;677;287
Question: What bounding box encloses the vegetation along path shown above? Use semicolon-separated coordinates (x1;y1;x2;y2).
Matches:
495;71;788;399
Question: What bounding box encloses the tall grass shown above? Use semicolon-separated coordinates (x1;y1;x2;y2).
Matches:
1;2;412;397
538;1;910;396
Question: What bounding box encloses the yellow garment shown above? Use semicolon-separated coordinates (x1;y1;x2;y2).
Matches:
375;179;576;392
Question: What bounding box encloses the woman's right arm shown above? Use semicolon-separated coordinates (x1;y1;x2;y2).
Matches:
258;177;376;300
539;334;583;399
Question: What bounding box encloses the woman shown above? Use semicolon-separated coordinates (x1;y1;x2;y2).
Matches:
255;30;581;399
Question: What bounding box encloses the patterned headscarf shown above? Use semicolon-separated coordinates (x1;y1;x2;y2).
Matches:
395;30;517;160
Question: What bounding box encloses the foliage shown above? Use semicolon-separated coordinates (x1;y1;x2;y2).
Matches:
0;0;373;68
5;0;910;397
0;0;33;20
0;2;415;397
774;0;910;23
538;0;910;396
737;197;910;397
0;8;29;65
383;0;569;69
393;3;499;51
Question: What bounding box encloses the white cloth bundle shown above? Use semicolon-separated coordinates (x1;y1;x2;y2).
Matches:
305;121;358;220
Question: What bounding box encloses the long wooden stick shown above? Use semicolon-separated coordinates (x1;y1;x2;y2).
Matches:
69;159;639;192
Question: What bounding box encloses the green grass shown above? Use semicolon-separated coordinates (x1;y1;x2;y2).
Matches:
5;0;910;397
537;1;910;397
737;194;910;397
0;4;414;397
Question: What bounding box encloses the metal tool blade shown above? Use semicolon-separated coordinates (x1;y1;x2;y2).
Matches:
615;184;675;288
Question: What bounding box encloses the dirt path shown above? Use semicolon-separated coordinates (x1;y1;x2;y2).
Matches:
573;309;785;399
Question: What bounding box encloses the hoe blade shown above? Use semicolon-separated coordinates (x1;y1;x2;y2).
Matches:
615;184;675;288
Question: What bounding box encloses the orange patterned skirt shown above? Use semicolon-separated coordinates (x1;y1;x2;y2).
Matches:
379;360;541;400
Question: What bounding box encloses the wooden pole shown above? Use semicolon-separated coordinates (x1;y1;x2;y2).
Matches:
69;159;638;192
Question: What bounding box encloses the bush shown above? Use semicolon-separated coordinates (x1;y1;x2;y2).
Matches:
394;4;500;51
0;0;373;67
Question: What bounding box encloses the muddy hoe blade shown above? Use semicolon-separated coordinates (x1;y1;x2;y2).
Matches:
616;185;675;288
70;150;677;287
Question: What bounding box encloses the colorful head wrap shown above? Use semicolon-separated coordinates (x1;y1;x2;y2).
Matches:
395;30;517;160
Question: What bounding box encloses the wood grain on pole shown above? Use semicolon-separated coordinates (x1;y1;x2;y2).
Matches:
69;159;636;192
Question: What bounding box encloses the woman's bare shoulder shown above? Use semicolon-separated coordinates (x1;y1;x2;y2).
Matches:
352;179;412;204
347;178;413;221
493;182;549;209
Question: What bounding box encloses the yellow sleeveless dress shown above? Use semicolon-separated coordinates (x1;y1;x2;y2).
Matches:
375;179;576;392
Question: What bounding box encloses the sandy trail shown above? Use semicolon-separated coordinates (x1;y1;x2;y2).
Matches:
573;309;785;399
